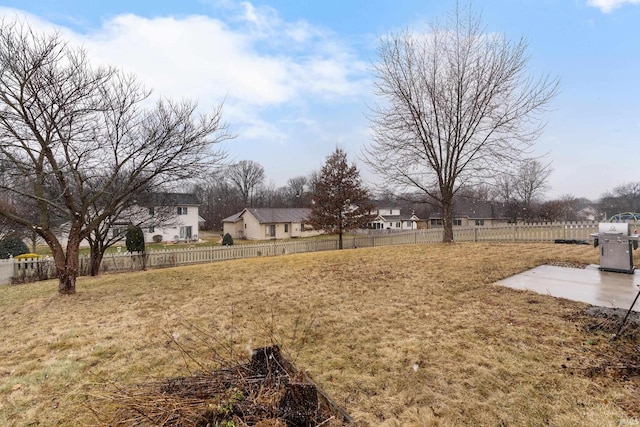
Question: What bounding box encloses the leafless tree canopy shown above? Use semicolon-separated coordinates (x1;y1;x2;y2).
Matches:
365;7;558;242
495;158;552;221
0;20;232;293
227;160;265;207
512;159;552;207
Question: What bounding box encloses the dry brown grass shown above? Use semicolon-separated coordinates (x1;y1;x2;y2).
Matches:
1;242;638;426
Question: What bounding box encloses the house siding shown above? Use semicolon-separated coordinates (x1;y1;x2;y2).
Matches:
143;204;200;243
243;212;263;240
222;208;322;241
368;207;419;231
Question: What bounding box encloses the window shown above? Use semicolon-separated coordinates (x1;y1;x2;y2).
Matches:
149;207;155;216
396;222;401;228
179;226;192;239
266;224;276;237
177;206;188;215
475;219;485;226
284;224;289;233
406;221;413;229
430;219;443;226
111;228;125;238
148;226;155;233
453;219;462;226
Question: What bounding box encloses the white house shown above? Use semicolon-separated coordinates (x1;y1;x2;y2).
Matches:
140;192;201;243
222;208;322;240
367;207;420;231
54;192;201;247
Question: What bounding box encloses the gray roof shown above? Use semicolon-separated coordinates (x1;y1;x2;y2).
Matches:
222;211;243;223
224;208;311;224
247;208;311;223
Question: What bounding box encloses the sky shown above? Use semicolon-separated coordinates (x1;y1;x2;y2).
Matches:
0;0;639;201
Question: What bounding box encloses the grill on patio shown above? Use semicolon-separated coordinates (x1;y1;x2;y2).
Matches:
591;222;640;274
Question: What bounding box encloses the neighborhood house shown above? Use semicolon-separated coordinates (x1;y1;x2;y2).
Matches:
429;200;508;228
54;192;202;247
223;208;322;241
367;207;420;231
141;192;202;243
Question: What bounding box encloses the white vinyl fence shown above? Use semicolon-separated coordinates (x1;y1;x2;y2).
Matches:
5;221;598;284
0;258;14;285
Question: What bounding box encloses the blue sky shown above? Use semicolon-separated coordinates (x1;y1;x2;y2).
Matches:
1;0;639;200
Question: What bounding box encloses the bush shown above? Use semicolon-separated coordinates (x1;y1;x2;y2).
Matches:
222;233;234;246
125;226;146;252
0;235;29;259
152;234;163;243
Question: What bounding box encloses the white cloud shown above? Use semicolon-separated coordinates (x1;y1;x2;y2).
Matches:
0;3;373;185
587;0;640;13
83;13;297;106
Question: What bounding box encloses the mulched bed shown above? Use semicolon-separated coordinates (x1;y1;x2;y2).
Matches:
99;346;353;427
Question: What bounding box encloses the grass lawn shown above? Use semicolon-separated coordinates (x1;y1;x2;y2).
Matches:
1;242;638;426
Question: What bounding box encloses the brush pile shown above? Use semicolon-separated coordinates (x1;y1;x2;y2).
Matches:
98;346;353;427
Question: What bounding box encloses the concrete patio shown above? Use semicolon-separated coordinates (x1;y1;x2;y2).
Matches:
498;264;640;312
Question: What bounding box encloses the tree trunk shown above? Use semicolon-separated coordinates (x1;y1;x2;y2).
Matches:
338;231;343;249
58;264;77;294
442;199;454;243
89;249;104;276
30;230;38;253
56;224;82;294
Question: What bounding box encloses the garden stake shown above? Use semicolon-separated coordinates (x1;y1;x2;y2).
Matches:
613;284;640;340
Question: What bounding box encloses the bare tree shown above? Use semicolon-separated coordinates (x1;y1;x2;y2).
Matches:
512;159;552;220
286;176;309;207
84;190;180;276
538;196;577;223
193;171;242;231
308;148;374;249
227;160;265;207
0;21;231;294
600;182;640;217
365;6;558;242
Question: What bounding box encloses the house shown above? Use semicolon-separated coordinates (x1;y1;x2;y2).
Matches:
429;200;508;227
140;192;201;243
367;206;420;231
222;208;322;241
576;206;598;222
53;192;202;247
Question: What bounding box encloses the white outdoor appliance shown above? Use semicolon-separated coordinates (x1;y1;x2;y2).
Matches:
591;222;640;274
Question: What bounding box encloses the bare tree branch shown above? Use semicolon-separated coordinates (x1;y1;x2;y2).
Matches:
364;6;558;242
0;20;233;293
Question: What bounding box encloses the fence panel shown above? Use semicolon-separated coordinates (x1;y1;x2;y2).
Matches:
0;258;14;285
7;221;601;284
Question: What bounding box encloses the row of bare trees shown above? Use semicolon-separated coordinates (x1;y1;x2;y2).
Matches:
193;160;313;230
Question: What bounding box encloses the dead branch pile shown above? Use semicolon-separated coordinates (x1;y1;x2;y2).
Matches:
94;346;352;427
